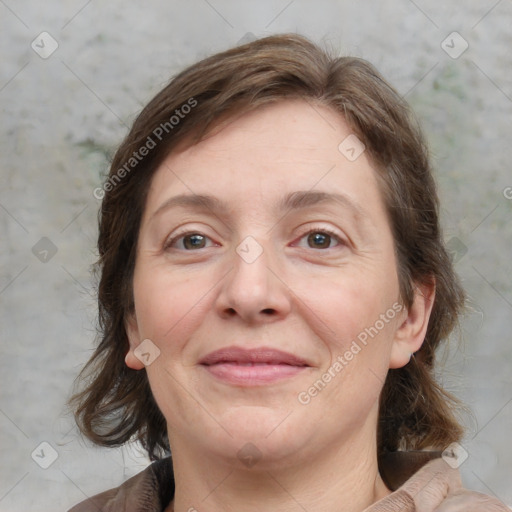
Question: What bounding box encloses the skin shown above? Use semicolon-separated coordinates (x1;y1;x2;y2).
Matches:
124;99;436;512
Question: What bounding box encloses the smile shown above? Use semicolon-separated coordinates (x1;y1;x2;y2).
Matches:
199;346;310;386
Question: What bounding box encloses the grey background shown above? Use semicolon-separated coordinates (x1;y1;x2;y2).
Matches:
1;1;511;510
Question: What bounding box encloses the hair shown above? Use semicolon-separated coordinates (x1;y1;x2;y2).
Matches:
69;33;466;464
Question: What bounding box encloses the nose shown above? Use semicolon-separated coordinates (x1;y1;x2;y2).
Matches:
214;238;292;325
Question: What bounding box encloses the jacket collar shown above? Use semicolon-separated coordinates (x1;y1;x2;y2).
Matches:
69;451;443;512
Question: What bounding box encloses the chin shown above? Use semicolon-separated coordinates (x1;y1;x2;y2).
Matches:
205;406;314;467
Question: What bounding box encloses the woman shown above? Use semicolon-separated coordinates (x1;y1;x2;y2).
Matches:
68;34;509;511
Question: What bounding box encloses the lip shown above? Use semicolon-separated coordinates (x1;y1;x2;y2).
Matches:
199;346;310;386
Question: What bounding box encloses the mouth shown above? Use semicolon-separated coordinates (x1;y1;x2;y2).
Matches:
199;346;310;386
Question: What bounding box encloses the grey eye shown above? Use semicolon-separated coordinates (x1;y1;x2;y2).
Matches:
307;232;333;249
181;234;208;250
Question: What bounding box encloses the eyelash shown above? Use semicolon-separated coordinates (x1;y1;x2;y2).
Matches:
164;227;346;251
164;230;216;251
293;227;345;250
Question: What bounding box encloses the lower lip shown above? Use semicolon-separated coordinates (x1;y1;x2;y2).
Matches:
201;363;307;385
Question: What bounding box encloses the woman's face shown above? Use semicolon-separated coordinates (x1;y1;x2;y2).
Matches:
125;99;430;467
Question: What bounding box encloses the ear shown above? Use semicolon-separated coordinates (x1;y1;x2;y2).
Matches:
124;312;145;370
389;279;436;369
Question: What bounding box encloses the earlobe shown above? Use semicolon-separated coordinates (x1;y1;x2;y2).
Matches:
389;280;435;370
125;351;145;370
124;313;145;371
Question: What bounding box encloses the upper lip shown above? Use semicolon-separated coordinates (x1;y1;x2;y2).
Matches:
199;346;310;366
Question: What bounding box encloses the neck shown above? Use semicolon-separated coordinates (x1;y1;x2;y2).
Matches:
166;421;391;512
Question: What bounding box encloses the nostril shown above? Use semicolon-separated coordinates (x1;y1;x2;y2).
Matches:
223;307;276;318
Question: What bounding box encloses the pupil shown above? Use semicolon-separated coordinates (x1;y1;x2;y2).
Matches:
309;232;330;248
185;234;205;249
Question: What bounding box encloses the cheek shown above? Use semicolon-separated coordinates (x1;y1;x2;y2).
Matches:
292;269;398;355
132;269;213;349
291;267;400;416
133;271;217;418
295;277;399;421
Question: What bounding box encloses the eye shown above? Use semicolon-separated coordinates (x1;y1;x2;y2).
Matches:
294;228;345;250
165;231;216;251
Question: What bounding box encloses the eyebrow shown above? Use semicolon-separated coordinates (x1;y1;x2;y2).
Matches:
152;193;228;219
151;190;368;223
279;190;366;221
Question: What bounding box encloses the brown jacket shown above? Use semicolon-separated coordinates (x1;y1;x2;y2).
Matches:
68;451;508;512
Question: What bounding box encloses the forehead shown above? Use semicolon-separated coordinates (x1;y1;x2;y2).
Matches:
143;99;388;228
182;99;352;159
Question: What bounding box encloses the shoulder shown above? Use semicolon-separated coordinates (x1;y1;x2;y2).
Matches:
379;449;445;491
370;451;510;511
67;457;174;512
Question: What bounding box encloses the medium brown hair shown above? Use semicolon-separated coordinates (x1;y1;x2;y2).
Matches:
70;33;465;462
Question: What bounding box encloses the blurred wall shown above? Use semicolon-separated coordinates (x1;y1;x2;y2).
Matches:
1;1;511;510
